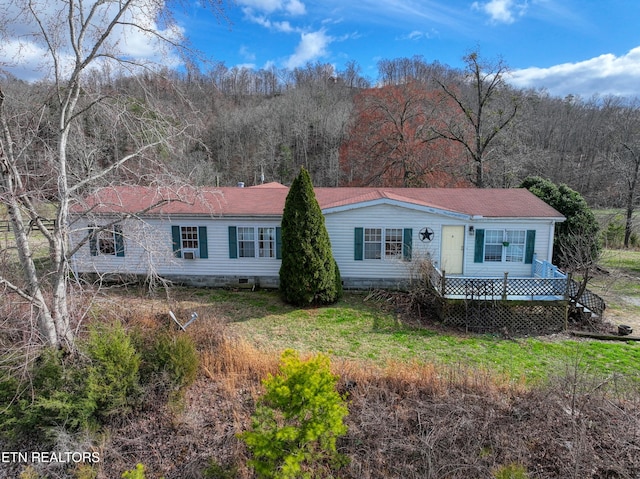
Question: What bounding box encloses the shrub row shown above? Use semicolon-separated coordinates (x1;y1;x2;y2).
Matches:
0;322;198;446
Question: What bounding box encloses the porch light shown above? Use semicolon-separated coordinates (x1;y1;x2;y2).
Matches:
468;225;474;235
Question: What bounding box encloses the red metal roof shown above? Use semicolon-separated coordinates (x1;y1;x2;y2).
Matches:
72;185;564;219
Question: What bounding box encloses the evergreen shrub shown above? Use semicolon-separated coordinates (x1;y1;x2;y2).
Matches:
239;349;348;478
141;331;199;394
279;167;342;306
0;322;141;443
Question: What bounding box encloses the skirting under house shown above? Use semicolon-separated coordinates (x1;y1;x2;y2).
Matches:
436;297;568;335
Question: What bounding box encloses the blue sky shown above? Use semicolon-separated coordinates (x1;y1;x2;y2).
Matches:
2;0;639;99
181;0;640;98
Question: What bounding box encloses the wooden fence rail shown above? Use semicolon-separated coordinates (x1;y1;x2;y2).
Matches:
0;218;56;233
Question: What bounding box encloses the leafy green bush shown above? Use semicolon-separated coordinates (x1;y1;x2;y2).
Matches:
239;349;348;478
84;322;141;419
141;331;199;393
0;348;96;441
121;463;146;479
0;322;141;443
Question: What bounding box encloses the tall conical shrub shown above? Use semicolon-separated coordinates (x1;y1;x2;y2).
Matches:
279;167;342;305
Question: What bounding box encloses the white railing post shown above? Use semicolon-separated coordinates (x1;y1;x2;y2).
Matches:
502;272;509;300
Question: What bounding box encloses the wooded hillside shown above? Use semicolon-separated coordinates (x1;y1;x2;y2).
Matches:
3;54;639;207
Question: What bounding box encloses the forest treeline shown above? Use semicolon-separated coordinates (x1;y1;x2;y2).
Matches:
4;54;639;208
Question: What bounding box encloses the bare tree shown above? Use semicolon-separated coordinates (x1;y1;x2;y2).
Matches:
610;101;640;248
433;51;518;188
0;0;224;348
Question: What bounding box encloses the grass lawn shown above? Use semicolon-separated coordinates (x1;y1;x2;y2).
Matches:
199;289;640;385
589;249;640;316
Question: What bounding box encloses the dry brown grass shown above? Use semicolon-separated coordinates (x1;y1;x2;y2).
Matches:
89;327;640;479
2;289;640;479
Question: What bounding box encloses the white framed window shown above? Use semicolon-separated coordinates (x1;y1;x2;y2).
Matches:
181;226;199;250
229;226;280;260
90;224;124;257
171;225;208;259
364;228;382;259
98;229;116;255
385;228;403;259
505;230;526;262
258;227;276;258
238;227;255;258
358;227;411;261
484;229;526;263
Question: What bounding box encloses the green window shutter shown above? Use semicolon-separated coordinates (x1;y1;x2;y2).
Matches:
354;227;363;261
403;228;412;261
228;226;238;259
199;226;208;259
114;225;125;257
171;225;182;258
474;229;485;263
525;229;536;264
275;226;282;259
89;225;98;257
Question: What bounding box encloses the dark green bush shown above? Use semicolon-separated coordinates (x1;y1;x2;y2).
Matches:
0;322;141;443
0;348;96;442
521;176;601;266
84;322;141;419
279;167;342;306
142;332;199;392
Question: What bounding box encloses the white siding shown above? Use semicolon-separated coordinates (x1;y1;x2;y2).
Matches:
463;220;555;277
324;204;557;280
70;217;282;279
325;204;440;280
70;204;558;284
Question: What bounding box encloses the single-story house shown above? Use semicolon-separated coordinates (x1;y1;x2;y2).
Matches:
70;182;566;292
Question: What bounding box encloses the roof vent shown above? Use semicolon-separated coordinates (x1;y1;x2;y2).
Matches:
237;181;245;188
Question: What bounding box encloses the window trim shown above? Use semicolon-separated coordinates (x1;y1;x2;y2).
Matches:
484;229;526;263
171;225;208;259
355;227;412;261
89;224;125;257
228;226;282;259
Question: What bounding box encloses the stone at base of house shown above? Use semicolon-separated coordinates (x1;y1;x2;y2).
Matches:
166;275;410;291
80;272;410;291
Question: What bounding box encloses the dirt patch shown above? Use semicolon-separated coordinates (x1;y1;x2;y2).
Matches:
604;298;640;334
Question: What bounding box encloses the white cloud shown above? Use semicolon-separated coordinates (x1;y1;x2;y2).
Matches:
284;30;332;69
243;9;298;32
472;0;527;24
509;47;640;98
239;46;257;62
285;0;306;16
236;0;284;14
0;0;185;81
237;0;306;15
398;29;439;41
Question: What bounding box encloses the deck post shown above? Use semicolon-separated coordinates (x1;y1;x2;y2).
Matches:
441;270;446;296
502;272;508;300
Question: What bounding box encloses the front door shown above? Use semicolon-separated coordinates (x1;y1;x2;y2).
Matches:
441;225;464;274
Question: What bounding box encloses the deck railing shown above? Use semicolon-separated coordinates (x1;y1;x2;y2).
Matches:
425;257;605;318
